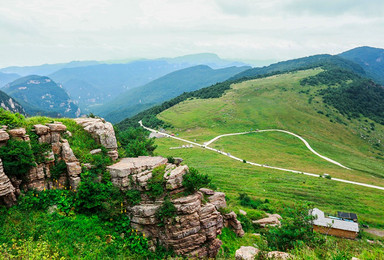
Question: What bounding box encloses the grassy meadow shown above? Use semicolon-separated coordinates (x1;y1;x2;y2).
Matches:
154;69;384;228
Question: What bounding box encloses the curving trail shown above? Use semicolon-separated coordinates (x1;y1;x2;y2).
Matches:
205;129;350;170
139;121;384;191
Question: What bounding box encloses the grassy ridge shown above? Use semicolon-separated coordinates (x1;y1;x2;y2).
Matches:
153;68;384;228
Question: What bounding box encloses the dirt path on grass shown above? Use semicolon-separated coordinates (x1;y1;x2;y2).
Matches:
139;121;384;191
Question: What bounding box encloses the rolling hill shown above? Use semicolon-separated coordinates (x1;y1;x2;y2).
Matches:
96;65;251;123
339;46;384;85
117;60;384;228
3;75;80;117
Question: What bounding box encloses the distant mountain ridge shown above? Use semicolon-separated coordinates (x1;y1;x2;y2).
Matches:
0;72;21;88
96;65;251;123
339;46;384;85
0;61;100;77
3;75;80;117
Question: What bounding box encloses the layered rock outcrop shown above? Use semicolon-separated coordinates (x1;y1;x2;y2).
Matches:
0;159;17;207
74;118;118;161
107;156;244;258
0;122;83;205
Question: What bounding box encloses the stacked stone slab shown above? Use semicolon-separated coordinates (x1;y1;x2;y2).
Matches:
107;156;244;258
33;123;82;190
0;159;17;207
74;118;119;161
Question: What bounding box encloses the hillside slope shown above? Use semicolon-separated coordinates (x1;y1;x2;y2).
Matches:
3;75;80;117
0;91;25;114
97;65;250;123
119;67;384;228
339;46;384;85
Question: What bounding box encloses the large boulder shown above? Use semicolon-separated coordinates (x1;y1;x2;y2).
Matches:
253;213;282;227
74;118;117;149
235;246;260;260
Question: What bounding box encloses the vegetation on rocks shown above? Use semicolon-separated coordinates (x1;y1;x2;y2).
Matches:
182;167;214;195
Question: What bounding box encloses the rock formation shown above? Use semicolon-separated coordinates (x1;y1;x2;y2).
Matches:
253;213;282;227
74;117;119;161
235;246;260;260
0;159;17;207
107;156;244;258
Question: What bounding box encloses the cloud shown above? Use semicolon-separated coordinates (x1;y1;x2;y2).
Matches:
284;0;384;17
0;0;383;67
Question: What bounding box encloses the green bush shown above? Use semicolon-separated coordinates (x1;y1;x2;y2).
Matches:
74;172;123;219
239;193;264;209
265;204;323;251
118;127;157;157
182;167;214;195
50;159;67;181
147;165;166;198
0;109;25;128
126;189;142;206
155;197;177;226
167;156;175;164
0;139;35;180
28;132;51;164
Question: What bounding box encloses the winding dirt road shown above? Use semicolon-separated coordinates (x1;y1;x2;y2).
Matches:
139;121;384;191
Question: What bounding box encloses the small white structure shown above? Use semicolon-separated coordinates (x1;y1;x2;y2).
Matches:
311;208;359;239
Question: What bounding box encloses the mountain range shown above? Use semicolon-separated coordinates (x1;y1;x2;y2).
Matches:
2;75;80;117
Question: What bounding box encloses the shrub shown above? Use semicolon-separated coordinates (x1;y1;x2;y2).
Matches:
182;167;213;195
264;204;323;251
0;139;35;180
126;189;142;206
118;127;157;157
147;165;166;198
0;109;24;128
239;193;263;209
155;197;177;226
28;132;51;164
50;159;67;180
167;156;175;164
75;172;123;219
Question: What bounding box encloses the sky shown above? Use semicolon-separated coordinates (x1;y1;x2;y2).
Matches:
0;0;384;67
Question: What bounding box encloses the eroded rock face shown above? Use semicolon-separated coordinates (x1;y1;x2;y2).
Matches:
107;156;243;258
224;211;245;237
0;159;17;207
74;118;118;160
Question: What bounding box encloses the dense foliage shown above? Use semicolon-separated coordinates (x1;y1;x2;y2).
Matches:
0;109;25;128
182;167;214;195
320;79;384;125
264;204;323;251
147;165;166;198
155;197;177;226
118;127;157;157
0;139;35;180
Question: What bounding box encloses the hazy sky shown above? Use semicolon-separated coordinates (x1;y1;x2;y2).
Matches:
1;0;383;67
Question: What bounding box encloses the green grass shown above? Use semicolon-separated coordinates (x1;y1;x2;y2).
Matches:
153;69;384;229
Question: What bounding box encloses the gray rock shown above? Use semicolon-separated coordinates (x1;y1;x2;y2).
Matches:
235;246;260;260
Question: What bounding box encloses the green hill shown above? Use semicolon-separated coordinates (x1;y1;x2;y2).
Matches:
3;75;80;117
97;65;250;123
118;65;384;228
339;46;384;85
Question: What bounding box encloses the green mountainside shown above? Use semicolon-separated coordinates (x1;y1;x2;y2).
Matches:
339;46;384;85
0;91;25;114
117;61;384;227
97;65;251;123
3;75;80;117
